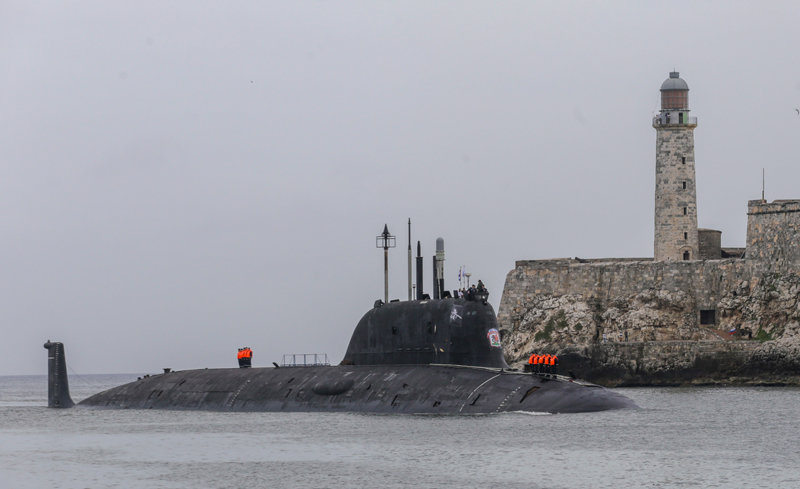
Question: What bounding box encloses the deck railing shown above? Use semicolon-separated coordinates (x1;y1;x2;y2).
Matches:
281;353;330;367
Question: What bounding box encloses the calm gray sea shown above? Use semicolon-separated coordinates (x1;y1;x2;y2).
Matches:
1;374;798;489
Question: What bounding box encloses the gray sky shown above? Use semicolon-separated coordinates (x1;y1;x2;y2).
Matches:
2;1;799;375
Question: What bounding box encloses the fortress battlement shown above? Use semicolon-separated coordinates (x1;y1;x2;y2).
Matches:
748;199;800;215
746;199;800;271
514;257;652;268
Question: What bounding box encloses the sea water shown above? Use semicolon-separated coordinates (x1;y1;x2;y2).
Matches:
1;374;799;489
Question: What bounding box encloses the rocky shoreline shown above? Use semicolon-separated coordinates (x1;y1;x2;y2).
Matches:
549;341;800;387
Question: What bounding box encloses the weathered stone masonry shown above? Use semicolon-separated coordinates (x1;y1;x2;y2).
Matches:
654;126;698;261
747;199;800;273
498;258;750;332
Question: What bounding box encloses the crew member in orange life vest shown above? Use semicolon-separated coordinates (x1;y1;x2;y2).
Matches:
237;347;253;368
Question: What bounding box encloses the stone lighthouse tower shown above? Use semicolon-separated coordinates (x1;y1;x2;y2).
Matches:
653;71;699;261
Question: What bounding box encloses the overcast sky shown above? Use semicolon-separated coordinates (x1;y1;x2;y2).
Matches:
2;1;799;376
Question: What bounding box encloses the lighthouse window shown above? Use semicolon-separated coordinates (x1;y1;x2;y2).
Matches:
682;157;686;164
683;251;691;260
682;181;687;190
683;207;687;215
684;232;688;240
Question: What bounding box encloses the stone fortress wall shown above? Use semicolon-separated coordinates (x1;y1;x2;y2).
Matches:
499;203;800;328
498;259;750;328
497;202;800;385
746;199;800;273
497;72;800;385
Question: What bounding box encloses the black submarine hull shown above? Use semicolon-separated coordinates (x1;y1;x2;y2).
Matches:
78;364;635;414
52;297;637;413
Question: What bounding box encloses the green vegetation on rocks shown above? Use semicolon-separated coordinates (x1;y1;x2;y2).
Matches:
535;310;568;341
755;327;772;342
534;322;554;342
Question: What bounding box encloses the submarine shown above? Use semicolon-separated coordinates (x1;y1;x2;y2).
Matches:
44;296;636;414
45;230;635;414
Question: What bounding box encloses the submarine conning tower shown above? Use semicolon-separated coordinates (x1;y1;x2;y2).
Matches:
341;298;509;369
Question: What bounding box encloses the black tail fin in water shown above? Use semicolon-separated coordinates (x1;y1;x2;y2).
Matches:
43;340;74;408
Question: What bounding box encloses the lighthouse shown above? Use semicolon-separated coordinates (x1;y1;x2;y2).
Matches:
653;71;699;261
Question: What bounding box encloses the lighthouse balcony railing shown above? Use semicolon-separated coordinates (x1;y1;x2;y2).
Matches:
652;116;697;126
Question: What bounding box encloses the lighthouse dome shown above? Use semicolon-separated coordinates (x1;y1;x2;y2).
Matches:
660;71;689;91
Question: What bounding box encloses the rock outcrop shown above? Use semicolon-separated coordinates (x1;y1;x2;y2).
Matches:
499;267;800;386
